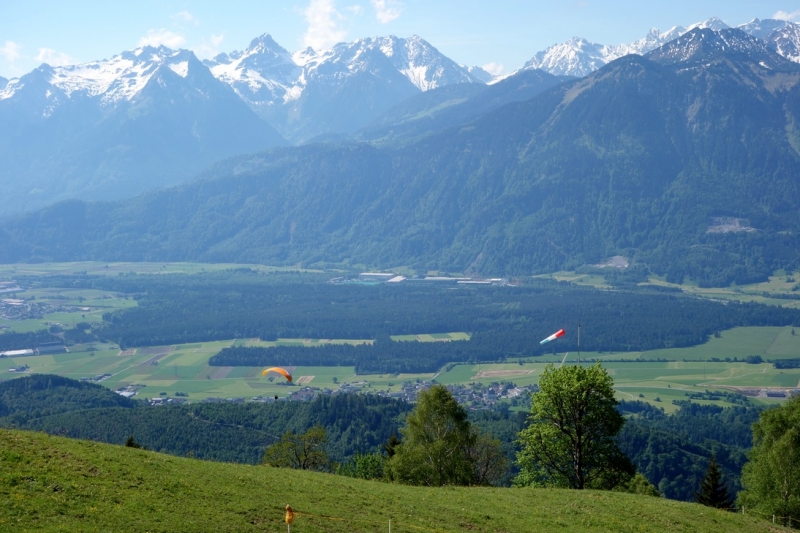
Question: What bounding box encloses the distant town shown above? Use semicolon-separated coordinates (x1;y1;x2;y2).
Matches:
133;378;536;410
330;272;512;286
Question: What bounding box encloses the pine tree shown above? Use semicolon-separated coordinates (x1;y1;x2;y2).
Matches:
695;455;733;509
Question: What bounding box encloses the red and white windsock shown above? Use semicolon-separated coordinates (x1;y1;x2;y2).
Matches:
540;328;565;345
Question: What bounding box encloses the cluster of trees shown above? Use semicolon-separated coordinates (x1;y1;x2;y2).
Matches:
738;396;800;526
263;385;508;486
4;383;411;465
2;371;799;523
0;374;134;424
0;330;62;352
213;340;487;374
29;271;799;359
774;359;800;369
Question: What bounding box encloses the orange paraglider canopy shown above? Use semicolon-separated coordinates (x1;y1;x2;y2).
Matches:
262;367;292;382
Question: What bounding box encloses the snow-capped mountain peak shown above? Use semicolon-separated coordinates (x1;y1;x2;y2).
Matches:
646;27;787;69
522;37;612;78
737;18;789;39
202;33;485;122
520;17;800;79
0;45;204;103
686;17;730;32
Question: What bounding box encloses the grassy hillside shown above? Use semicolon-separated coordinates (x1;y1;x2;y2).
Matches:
0;429;787;532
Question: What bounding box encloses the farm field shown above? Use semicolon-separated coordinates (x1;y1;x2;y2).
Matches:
538;269;800;309
391;332;470;342
0;330;797;411
0;286;137;332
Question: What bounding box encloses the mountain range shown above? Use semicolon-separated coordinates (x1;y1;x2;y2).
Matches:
519;17;800;77
0;46;284;214
3;17;800;215
3;27;800;287
204;34;486;142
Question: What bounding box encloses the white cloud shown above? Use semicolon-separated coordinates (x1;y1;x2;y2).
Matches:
35;47;75;66
370;0;401;24
192;34;226;59
0;41;22;62
482;62;505;77
774;9;800;21
303;0;348;50
138;29;187;49
172;11;200;25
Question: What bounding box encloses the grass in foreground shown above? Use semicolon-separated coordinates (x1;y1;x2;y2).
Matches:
0;430;789;532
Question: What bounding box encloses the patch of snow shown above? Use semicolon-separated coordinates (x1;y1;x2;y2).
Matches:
0;78;22;100
168;61;189;77
32;46;198;103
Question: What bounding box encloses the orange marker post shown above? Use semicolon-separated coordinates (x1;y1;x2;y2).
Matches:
285;504;294;532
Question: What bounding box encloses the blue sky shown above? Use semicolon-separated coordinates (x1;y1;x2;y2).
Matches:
1;1;799;78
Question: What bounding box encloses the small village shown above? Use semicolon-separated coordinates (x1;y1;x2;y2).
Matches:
142;379;536;410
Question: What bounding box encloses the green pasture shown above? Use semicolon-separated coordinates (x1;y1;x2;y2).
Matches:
0;286;136;333
1;325;798;408
245;338;373;348
644;271;800;308
534;271;612;289
4;429;786;533
642;326;800;360
435;359;799;412
391;332;471;342
535;269;800;309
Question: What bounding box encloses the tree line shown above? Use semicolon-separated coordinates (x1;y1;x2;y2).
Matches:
0;373;774;505
22;271;799;358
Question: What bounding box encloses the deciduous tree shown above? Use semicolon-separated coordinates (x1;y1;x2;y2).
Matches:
515;363;634;489
388;385;475;486
263;425;329;471
739;396;800;526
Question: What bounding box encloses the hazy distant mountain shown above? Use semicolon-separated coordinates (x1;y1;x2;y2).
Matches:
647;27;785;66
0;33;485;213
521;17;800;78
0;46;284;214
205;34;485;141
357;68;571;143
736;18;789;39
5;28;800;287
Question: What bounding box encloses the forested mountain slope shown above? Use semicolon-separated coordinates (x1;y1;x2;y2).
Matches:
3;29;800;285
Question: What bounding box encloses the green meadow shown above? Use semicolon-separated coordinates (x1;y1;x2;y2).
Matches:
2;324;799;408
538;269;800;309
2;429;787;533
1;334;797;412
1;262;798;408
0;286;137;333
390;332;471;342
